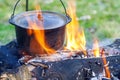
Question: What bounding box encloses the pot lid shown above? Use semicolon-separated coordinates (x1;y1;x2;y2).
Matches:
10;11;69;30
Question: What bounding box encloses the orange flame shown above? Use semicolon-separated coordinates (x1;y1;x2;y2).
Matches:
101;49;111;78
93;38;100;57
65;0;86;55
93;39;111;78
27;5;55;56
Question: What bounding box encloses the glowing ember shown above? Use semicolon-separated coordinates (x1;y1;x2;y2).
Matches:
65;0;86;55
93;38;100;57
27;5;55;56
92;38;111;78
101;49;111;79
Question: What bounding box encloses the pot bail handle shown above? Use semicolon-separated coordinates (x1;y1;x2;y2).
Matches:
10;0;21;19
10;0;71;22
59;0;71;23
59;0;69;17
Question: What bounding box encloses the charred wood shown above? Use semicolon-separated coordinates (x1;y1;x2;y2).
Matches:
0;39;120;80
0;55;120;80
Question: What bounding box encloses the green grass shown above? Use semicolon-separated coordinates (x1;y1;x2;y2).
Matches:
0;0;120;44
0;23;15;44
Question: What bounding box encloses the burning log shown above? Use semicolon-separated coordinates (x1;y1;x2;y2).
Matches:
0;40;120;80
0;65;31;80
1;0;120;79
0;55;120;80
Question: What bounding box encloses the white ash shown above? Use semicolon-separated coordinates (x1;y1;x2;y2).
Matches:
27;64;36;72
111;74;119;80
26;50;85;62
91;77;98;80
27;52;69;62
90;73;109;80
23;46;120;63
103;47;120;56
90;69;119;80
87;47;120;58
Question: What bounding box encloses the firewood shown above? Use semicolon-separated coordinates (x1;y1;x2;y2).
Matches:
0;65;31;80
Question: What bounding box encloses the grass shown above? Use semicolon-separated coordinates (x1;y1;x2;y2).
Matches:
0;0;120;44
0;23;15;44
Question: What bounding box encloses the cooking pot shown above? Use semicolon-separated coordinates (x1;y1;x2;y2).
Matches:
9;0;71;56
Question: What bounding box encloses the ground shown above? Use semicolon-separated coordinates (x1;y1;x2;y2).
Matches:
0;0;120;44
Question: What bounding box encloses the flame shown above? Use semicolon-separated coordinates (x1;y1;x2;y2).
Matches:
65;0;86;55
35;3;43;20
27;5;55;56
101;49;111;78
93;38;100;57
93;39;111;78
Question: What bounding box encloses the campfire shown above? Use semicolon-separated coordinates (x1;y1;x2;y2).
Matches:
0;0;120;80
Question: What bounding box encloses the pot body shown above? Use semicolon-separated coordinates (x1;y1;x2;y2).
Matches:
15;25;65;56
9;11;71;56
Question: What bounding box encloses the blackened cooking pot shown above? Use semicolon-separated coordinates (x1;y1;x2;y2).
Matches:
9;0;71;56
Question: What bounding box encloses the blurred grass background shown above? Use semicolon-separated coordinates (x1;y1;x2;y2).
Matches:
0;0;120;45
